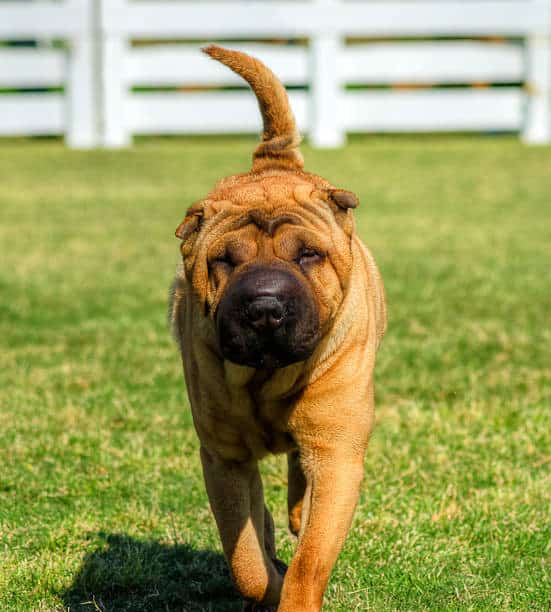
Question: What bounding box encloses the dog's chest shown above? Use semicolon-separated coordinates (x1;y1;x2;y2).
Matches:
199;367;301;461
225;392;296;460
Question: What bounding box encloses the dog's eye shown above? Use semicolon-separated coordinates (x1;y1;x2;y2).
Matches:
211;254;236;271
296;248;324;267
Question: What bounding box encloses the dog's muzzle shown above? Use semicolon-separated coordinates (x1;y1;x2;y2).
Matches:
216;265;320;369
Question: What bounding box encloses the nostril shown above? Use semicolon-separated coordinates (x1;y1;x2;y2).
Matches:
246;296;285;329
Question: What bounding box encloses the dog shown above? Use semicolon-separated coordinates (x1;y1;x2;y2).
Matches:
170;45;386;612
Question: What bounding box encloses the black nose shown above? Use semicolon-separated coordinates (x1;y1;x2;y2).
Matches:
216;265;320;369
246;296;285;331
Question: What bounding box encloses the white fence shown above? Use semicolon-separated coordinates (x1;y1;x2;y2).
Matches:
1;0;550;148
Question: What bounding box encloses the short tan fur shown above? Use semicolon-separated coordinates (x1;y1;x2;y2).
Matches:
170;45;386;611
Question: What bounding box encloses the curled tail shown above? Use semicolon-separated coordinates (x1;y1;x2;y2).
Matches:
202;45;303;172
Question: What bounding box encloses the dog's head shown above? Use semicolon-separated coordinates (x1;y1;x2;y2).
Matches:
175;46;360;369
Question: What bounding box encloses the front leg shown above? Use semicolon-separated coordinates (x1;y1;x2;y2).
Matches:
280;379;375;612
199;447;284;607
279;446;365;611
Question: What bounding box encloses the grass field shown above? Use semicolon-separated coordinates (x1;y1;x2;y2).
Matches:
0;135;550;611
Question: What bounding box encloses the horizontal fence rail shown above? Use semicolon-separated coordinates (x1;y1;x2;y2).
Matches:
120;1;545;38
0;94;64;136
0;0;550;147
0;47;65;88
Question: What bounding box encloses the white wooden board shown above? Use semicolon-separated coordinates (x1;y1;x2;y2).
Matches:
0;94;64;135
0;48;65;88
123;1;544;38
128;91;308;134
343;88;523;132
127;44;308;87
127;41;524;88
342;42;524;84
0;2;79;39
126;88;522;135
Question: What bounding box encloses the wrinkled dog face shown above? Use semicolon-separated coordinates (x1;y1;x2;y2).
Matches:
176;176;358;369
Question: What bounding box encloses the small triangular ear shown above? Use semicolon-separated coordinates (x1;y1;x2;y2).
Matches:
327;189;359;210
320;189;359;236
175;212;202;240
175;202;205;241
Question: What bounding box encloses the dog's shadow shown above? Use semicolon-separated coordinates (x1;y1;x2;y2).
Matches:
61;532;241;611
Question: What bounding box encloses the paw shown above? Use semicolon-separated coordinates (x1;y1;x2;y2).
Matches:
241;560;287;611
288;505;302;536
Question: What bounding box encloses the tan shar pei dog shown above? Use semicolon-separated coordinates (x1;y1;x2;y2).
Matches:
170;45;386;611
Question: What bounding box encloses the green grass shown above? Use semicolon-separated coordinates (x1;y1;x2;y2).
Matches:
0;135;550;611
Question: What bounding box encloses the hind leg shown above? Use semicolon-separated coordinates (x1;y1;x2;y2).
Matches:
287;450;308;537
264;504;288;573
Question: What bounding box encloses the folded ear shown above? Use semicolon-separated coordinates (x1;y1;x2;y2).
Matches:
323;189;359;236
175;202;205;241
328;189;359;210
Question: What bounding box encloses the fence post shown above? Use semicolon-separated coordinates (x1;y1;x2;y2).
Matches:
523;0;551;143
66;0;99;148
99;0;131;147
310;0;345;148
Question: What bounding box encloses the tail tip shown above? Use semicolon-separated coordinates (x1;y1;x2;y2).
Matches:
202;44;224;60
